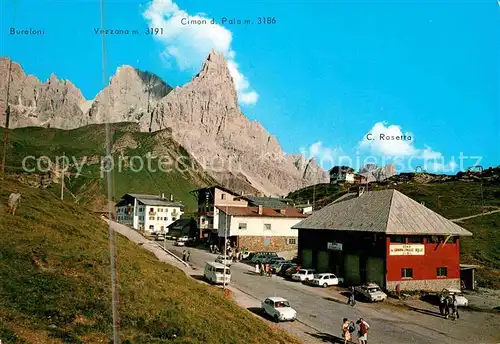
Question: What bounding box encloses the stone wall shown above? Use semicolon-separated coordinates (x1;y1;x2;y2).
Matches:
386;278;460;292
238;235;298;253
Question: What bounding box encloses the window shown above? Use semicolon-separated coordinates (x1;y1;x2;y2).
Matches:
221;193;226;200
172;217;177;221
401;268;413;279
264;224;272;231
149;217;154;220
160;226;164;231
429;236;439;244
437;267;448;277
150;208;154;212
164;217;167;221
238;223;247;230
391;235;405;243
287;238;297;245
407;236;423;243
149;225;154;230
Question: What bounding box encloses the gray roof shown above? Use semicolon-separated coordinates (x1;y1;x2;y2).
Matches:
241;195;288;209
137;198;184;207
292;189;472;236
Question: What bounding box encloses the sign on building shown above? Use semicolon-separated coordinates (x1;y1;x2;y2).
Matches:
327;242;343;251
264;236;271;247
389;244;425;256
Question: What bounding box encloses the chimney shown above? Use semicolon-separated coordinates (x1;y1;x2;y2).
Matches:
161;193;165;200
258;205;263;215
170;194;174;201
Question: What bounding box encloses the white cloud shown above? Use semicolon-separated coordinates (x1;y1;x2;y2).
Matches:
142;0;258;105
357;122;458;173
358;122;417;157
303;141;343;170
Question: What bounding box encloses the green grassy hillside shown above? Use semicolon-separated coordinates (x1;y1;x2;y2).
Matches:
1;123;216;212
287;175;500;288
0;178;300;344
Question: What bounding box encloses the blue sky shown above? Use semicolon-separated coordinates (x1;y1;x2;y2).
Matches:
1;0;498;173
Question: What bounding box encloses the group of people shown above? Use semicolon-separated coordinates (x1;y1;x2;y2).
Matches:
342;317;370;344
439;294;460;320
254;262;272;277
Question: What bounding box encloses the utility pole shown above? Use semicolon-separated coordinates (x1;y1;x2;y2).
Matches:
1;59;13;179
223;204;228;290
312;183;316;211
60;153;65;200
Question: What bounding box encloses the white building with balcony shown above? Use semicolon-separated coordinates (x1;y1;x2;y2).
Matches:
115;193;184;233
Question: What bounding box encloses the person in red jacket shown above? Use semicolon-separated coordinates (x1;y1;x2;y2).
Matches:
356;318;370;344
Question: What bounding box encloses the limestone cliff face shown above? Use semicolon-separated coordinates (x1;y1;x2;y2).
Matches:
87;65;172;124
0;53;328;195
144;51;328;195
0;57;87;128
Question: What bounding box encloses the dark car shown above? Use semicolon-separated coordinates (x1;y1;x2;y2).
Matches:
283;265;301;279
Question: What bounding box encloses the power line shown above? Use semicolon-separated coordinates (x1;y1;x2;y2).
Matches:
99;0;120;342
1;0;20;180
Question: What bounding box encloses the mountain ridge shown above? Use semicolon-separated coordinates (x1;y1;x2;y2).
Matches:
0;52;328;195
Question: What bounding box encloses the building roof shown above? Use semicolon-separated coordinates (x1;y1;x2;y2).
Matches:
216;206;308;218
137;199;184;207
189;185;241;196
236;195;289;209
116;193;184;207
292;189;472;236
167;218;196;230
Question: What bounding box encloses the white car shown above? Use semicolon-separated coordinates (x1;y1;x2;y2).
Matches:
291;269;316;282
310;273;343;287
441;288;468;307
215;255;232;266
354;283;387;302
174;236;189;246
261;297;297;322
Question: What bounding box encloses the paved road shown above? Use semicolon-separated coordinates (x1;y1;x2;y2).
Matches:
167;241;499;344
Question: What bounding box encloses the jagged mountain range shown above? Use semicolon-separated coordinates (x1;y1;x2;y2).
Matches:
0;52;328;195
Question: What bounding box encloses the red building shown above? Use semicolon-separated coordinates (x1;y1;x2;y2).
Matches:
292;188;472;292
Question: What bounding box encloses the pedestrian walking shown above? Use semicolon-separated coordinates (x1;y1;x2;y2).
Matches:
439;293;445;316
444;295;452;319
186;250;191;262
255;263;260;274
451;295;459;320
356;318;370;344
347;286;356;306
7;189;21;215
395;283;401;299
342;318;355;344
182;250;186;261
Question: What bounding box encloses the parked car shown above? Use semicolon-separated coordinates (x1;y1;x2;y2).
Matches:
263;256;285;265
250;252;278;264
292;269;316;282
354;283;387;302
278;263;298;276
283;265;301;279
174;236;189;246
440;288;468;306
309;273;343;287
261;297;297;322
271;261;292;274
215;255;232;266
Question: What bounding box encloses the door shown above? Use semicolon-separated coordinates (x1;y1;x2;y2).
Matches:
317;251;330;273
344;254;361;285
366;257;385;287
301;249;313;269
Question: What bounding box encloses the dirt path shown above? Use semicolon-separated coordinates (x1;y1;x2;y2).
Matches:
451;209;500;222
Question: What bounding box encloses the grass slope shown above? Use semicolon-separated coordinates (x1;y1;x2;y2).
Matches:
0;178;300;344
1;123;216;212
287;178;500;288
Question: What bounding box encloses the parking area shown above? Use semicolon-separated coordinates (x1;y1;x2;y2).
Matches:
155;237;500;344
